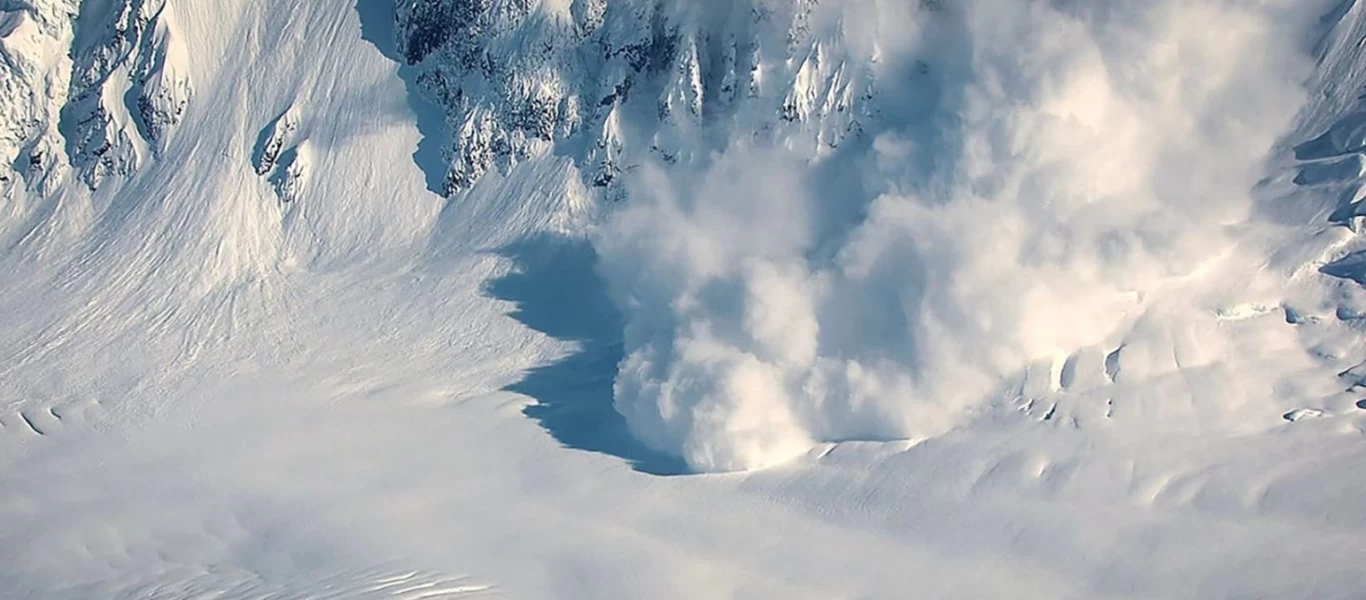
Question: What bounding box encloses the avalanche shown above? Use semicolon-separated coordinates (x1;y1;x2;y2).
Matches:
2;0;1366;598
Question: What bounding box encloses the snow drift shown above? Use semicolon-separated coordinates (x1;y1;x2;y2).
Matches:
592;0;1334;472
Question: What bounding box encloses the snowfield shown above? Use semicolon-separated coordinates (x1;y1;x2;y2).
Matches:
3;0;1366;598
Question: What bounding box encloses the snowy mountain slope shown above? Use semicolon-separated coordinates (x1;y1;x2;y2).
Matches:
1;0;1366;598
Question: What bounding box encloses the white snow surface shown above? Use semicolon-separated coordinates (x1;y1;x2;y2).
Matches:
2;0;1366;598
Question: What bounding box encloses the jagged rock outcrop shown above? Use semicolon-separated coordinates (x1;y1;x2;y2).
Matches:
1;0;189;195
394;0;883;196
1;0;78;194
252;107;309;203
62;0;190;189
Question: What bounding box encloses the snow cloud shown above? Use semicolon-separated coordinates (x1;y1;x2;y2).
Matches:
594;0;1327;472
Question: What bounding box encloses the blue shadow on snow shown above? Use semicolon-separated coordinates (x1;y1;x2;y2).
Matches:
485;235;687;476
354;0;452;196
354;2;680;473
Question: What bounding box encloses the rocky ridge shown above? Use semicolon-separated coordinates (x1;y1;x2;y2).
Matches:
0;0;189;195
394;0;886;196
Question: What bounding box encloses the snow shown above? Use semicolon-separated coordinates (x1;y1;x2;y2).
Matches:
1;0;1365;598
598;0;1336;472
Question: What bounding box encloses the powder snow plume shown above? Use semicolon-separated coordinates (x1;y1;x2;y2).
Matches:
594;0;1329;472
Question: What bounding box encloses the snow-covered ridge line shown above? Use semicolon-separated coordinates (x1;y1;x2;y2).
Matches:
1;0;189;194
395;0;889;196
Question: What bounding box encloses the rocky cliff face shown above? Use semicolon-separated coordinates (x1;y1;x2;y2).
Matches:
1;0;189;195
1;0;77;194
394;0;884;196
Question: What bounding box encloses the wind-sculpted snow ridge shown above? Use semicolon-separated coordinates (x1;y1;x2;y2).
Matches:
395;0;878;196
1;0;189;195
590;0;1342;472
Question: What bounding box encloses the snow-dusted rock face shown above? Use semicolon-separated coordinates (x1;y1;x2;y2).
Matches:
62;0;191;189
394;0;883;196
252;107;310;204
0;0;78;194
0;0;189;194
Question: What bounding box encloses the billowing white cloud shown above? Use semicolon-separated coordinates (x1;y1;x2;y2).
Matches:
596;0;1329;472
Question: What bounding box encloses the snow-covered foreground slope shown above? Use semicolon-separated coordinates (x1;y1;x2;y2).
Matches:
3;0;1366;598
